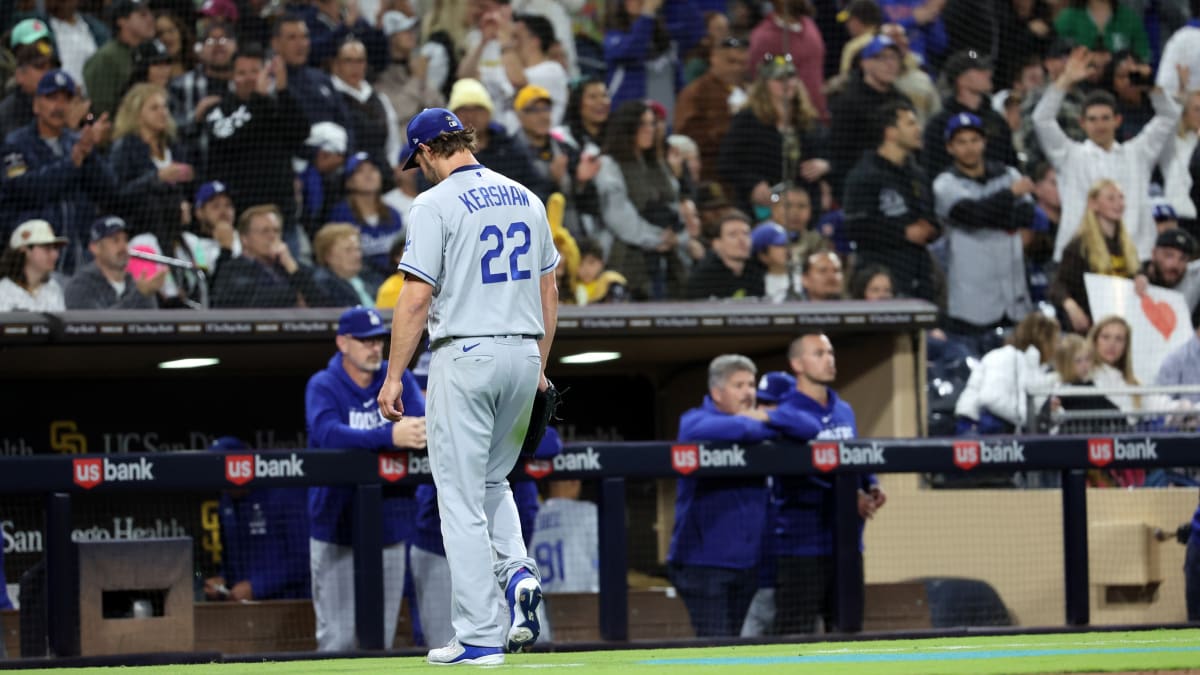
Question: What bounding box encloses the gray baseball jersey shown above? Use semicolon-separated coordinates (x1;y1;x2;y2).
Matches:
398;164;560;343
398;160;558;649
530;498;600;593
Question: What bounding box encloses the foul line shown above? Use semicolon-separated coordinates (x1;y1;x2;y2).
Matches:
641;645;1200;666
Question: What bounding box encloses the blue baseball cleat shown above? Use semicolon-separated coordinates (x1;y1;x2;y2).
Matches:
427;638;504;665
505;568;543;653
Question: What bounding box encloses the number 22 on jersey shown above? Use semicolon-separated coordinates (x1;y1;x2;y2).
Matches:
480;221;532;284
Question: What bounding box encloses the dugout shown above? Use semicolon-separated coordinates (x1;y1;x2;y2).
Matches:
0;301;934;455
0;301;932;618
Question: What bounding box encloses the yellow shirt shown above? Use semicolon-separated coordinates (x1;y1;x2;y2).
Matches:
375;273;405;308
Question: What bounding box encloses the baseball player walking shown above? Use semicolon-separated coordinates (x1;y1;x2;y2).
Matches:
378;107;560;666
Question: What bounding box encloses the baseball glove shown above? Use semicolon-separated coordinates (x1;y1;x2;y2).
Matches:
521;381;563;457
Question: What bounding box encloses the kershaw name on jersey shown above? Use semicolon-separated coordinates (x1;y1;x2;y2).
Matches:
456;183;532;213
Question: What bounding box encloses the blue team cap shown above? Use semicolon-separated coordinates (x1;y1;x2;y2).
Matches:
209;436;248;451
757;371;796;404
860;34;900;60
534;426;563;459
89;215;127;242
751;223;789;255
944;112;984;142
194;180;228;209
338;306;389;339
343;151;371;181
1153;203;1179;222
399;108;464;171
36;69;76;97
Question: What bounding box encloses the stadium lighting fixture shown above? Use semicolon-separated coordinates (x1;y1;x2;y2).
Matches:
560;351;621;365
158;357;221;370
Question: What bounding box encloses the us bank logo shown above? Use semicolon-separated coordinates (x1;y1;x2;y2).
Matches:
379;452;430;482
72;457;156;489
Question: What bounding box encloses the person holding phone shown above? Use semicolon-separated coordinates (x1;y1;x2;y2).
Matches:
1033;46;1183;263
1104;50;1156;142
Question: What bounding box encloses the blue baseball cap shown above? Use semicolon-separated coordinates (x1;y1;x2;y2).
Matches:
89;215;127;242
209;436;248;451
343;151;372;181
36;69;75;97
338;306;389;339
399;108;465;171
944;112;984;142
194;180;229;209
751;223;789;255
860;34;900;60
1153;203;1179;222
757;371;796;404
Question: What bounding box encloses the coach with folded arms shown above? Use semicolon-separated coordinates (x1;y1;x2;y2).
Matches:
668;353;819;637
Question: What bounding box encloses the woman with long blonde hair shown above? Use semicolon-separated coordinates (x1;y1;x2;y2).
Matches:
1084;314;1152;486
717;52;827;219
1087;314;1133;404
1048;179;1139;333
110;83;193;246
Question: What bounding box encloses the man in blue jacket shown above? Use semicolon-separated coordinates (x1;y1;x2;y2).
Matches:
305;306;427;651
204;437;311;602
1;69;115;273
772;332;887;635
739;370;797;638
667;354;819;637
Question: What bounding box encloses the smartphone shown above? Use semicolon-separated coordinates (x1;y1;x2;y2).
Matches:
1128;70;1153;87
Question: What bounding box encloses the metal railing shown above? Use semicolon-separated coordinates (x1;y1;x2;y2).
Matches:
1025;385;1200;434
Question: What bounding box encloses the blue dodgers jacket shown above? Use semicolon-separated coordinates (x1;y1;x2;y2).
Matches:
667;397;819;570
219;487;312;599
306;353;424;546
771;388;877;557
411;427;563;557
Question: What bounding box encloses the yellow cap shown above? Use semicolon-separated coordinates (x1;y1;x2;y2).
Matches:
514;84;552;113
447;78;494;113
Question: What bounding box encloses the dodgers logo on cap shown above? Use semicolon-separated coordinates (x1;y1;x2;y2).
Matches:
944;111;984;141
399;108;465;170
338;306;390;339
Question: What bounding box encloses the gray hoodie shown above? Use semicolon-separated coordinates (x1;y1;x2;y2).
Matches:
63;262;157;310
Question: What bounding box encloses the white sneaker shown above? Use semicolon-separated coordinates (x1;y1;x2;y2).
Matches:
427;637;505;666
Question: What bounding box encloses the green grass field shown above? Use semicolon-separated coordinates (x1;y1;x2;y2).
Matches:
17;629;1200;674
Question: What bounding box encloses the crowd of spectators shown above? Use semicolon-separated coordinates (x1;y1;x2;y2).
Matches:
7;2;1200;416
